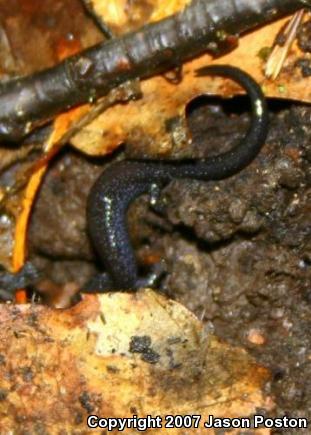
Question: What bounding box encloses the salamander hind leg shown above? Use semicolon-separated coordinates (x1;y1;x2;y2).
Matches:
134;260;166;290
82;272;113;293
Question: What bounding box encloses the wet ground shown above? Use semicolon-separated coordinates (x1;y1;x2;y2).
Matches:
28;99;311;432
0;0;309;432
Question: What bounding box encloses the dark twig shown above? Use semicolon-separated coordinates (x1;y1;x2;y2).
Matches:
80;0;114;39
0;0;307;143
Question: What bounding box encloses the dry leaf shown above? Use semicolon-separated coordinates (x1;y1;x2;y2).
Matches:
0;0;103;272
0;289;272;433
86;0;191;33
11;38;86;302
0;1;308;278
71;12;311;157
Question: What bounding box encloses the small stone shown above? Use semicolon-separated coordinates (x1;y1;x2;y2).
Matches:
247;328;266;345
240;209;263;233
229;198;247;223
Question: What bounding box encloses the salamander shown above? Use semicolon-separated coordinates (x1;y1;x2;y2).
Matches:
84;65;268;292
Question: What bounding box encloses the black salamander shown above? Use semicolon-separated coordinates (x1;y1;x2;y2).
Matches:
84;65;268;292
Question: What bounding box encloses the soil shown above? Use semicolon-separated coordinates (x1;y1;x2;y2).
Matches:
28;98;311;432
0;0;309;431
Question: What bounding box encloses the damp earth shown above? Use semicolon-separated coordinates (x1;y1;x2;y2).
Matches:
28;97;311;431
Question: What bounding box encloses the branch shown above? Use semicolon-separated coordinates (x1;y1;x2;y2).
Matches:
0;0;306;143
